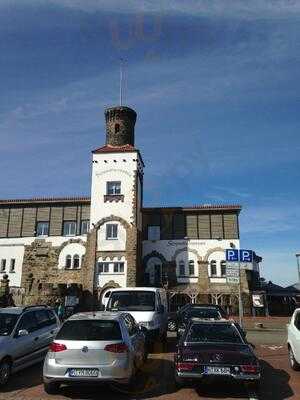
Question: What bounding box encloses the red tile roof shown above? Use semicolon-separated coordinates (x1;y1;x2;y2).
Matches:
0;196;91;205
92;144;137;154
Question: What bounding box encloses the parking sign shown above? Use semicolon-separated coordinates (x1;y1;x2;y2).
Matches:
239;250;253;263
226;249;239;262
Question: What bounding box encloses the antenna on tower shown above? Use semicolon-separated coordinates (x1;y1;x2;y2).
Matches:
119;58;125;106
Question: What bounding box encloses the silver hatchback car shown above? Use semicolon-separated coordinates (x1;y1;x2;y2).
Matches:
0;305;60;386
43;311;146;394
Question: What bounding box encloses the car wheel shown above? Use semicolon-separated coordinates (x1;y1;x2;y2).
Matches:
168;319;177;332
0;359;11;386
44;382;60;394
289;346;300;370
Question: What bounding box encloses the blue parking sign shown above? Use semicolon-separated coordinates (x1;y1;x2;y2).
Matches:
226;249;239;262
239;250;253;262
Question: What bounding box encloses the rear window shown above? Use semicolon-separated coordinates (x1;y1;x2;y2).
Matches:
56;320;122;341
186;308;221;320
186;323;243;344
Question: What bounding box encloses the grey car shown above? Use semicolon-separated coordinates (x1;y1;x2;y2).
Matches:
0;305;60;386
43;311;146;394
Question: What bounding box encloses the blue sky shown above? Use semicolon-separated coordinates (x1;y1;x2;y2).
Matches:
0;0;300;286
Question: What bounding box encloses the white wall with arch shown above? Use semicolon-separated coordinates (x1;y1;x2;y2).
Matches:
58;242;86;270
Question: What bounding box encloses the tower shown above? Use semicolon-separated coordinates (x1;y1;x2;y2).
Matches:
89;105;144;293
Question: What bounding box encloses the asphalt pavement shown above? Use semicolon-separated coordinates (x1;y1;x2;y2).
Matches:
0;328;298;400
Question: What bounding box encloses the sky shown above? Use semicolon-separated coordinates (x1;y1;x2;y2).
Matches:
0;0;299;286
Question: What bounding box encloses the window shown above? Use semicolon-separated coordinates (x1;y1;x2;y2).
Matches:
65;255;72;269
210;260;217;276
179;260;185;276
81;220;89;235
34;310;51;329
63;221;77;236
17;312;38;334
107;181;121;195
0;259;6;273
9;259;15;273
56;320;122;341
189;260;195;276
147;226;160;241
36;221;49;237
113;262;124;273
221;260;227;277
73;254;80;269
98;262;110;273
106;224;118;239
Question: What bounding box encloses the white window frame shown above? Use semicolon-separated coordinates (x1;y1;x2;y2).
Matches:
220;260;227;277
106;224;118;240
81;220;89;235
63;221;77;236
107;181;121;195
98;262;110;274
0;259;6;273
113;262;124;273
210;260;217;277
36;221;49;237
179;260;185;276
147;225;160;241
9;259;16;273
188;260;195;276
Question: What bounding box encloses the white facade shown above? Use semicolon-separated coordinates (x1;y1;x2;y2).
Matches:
0;235;87;287
143;238;241;285
90;150;143;288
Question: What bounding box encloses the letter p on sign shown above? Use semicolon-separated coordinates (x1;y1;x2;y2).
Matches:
240;250;253;262
226;249;239;262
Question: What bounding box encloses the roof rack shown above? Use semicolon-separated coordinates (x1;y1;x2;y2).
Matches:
22;305;49;312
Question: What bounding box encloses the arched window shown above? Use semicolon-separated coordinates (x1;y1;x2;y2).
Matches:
65;255;72;269
221;260;226;277
179;260;185;276
188;260;195;276
73;254;80;269
115;123;120;133
210;260;217;277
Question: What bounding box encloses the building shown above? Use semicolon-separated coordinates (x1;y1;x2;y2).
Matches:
0;105;260;312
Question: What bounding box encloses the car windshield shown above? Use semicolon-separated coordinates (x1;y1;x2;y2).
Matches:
107;291;155;311
56;320;122;341
0;313;18;336
185;308;221;320
186;323;243;344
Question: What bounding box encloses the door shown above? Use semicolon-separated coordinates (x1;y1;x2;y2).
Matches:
33;309;58;359
12;312;39;370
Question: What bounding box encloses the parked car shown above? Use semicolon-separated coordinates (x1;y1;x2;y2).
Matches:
287;308;300;370
105;287;168;345
0;305;60;386
43;311;146;394
174;320;260;389
176;306;225;338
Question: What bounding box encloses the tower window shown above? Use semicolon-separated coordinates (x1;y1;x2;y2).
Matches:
107;181;121;195
106;224;118;240
115;123;120;133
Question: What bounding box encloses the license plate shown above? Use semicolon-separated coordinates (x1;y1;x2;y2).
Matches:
68;368;99;377
204;366;231;375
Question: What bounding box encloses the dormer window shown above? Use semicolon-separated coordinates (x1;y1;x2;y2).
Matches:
107;181;121;195
115;123;120;133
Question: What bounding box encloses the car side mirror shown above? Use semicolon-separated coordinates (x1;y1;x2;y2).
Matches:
157;305;165;314
18;329;29;337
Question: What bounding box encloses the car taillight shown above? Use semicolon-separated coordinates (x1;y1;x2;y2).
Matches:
104;343;128;353
241;365;259;374
49;342;67;352
176;362;196;371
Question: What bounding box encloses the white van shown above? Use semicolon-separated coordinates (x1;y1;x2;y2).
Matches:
105;287;168;343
